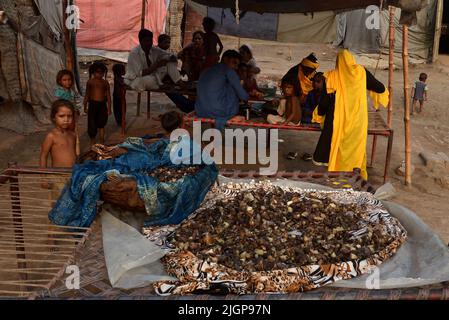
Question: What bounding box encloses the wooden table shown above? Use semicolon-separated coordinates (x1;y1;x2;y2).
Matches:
120;84;196;136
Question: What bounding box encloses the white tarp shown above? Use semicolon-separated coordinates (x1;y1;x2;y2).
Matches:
101;209;176;290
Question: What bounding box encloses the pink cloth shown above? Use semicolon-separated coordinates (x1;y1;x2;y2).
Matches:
76;0;167;52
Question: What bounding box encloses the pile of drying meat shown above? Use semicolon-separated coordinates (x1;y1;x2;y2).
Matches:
170;185;399;272
148;166;202;183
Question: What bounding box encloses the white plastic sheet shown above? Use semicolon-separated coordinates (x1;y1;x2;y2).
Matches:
101;210;176;290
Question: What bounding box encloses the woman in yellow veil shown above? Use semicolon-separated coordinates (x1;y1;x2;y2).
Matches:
312;50;389;180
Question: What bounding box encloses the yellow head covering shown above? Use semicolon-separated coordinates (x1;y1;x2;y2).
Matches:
325;50;369;179
297;56;319;98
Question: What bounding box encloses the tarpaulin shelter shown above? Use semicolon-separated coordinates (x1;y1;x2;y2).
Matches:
0;0;71;133
76;0;168;51
185;0;432;186
187;0;443;61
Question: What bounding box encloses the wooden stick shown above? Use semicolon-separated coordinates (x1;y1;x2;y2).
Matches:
0;242;78;249
2;268;61;272
0;219;89;230
387;6;395;128
0;257;68;264
0;250;74;258
0;282;51;288
402;25;411;186
0;236;81;244
0;226;87;236
141;0;146;29
8;164;27;282
63;0;74;72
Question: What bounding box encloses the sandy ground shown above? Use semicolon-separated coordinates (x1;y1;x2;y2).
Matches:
0;37;448;244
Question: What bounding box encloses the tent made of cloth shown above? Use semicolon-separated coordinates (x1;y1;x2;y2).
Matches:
187;0;439;61
75;0;169;51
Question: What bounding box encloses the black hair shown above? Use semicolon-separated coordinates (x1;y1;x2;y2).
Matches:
221;50;242;63
305;52;318;64
239;45;253;59
112;63;125;76
281;74;297;87
138;29;153;42
161;111;182;133
56;69;74;87
419;73;428;81
202;17;215;31
313;72;324;82
238;63;248;69
192;30;204;41
89;61;108;79
158;34;171;44
51;99;74;123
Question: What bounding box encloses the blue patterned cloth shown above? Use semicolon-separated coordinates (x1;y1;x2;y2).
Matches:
49;137;218;228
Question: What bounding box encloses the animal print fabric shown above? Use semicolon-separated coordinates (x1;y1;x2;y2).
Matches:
151;182;407;295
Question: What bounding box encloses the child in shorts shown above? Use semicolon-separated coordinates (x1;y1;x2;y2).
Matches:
83;62;112;145
411;73;428;115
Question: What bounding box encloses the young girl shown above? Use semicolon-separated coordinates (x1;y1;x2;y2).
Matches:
267;76;301;126
112;63;126;127
40;100;77;169
202;17;223;71
83;62;112;146
239;44;261;75
54;69;81;156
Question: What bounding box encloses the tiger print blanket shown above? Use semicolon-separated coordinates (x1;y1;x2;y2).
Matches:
144;182;407;295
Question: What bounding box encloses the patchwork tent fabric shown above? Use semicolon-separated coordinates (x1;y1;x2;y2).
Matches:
153;183;407;295
49;137;218;228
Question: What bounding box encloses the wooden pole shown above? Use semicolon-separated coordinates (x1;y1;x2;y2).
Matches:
402;25;412;186
387;6;395;128
141;0;146;29
62;0;80;156
62;0;74;72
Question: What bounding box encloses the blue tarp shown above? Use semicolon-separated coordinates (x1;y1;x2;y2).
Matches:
49;137;218;228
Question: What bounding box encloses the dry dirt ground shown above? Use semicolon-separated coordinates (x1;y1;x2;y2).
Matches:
0;37;448;243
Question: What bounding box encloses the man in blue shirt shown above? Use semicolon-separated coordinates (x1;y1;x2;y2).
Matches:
195;50;249;129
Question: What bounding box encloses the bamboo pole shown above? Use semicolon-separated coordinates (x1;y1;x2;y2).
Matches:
141;0;147;29
387;6;395;128
62;0;74;72
402;25;412;186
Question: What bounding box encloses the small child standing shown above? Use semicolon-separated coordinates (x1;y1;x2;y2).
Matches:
112;63;126;127
411;73;428;115
40;99;77;169
54;69;81;156
267;76;301;126
83;62;112;146
202;17;223;71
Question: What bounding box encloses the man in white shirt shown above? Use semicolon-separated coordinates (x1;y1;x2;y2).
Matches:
125;29;181;92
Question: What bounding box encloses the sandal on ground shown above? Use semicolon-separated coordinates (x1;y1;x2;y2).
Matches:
286;152;298;160
301;153;312;161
